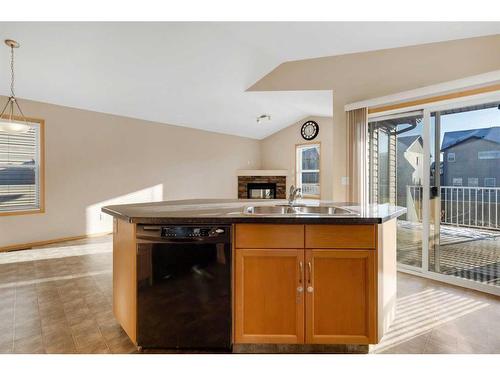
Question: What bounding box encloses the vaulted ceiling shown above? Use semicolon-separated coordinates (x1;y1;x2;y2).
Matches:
0;22;499;139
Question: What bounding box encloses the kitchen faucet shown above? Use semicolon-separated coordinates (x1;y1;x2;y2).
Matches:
288;185;302;206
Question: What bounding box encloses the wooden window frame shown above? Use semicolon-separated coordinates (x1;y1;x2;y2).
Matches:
0;114;45;216
295;142;321;200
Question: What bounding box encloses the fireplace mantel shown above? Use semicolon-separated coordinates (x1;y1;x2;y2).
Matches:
237;169;288;177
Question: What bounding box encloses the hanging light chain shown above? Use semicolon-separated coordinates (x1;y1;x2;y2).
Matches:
10;44;15;97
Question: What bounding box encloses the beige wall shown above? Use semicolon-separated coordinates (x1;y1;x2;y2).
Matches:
0;97;261;247
260;116;334;200
250;34;500;201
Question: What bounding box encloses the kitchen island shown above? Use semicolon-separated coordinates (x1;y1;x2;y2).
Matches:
102;199;406;353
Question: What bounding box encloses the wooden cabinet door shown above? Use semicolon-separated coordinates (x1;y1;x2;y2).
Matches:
235;249;305;344
305;249;376;344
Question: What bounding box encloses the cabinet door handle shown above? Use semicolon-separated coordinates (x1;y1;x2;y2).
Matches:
307;261;312;285
299;261;303;284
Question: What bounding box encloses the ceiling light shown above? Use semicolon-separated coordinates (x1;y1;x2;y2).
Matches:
256;114;271;124
0;39;31;134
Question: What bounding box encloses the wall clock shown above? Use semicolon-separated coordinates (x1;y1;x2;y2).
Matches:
300;120;319;141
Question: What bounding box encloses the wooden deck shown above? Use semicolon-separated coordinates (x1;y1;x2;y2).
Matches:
397;221;500;286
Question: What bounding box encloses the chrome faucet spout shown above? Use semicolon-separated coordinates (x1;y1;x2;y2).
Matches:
288;185;302;206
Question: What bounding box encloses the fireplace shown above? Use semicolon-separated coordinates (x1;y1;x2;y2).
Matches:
247;183;276;199
237;173;286;199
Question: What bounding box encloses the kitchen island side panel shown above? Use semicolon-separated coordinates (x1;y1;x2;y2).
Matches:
377;219;397;340
113;218;137;344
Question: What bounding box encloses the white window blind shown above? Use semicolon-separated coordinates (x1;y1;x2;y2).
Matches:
0;123;41;212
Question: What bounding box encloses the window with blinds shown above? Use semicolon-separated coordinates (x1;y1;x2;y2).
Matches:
0;122;42;213
296;144;320;198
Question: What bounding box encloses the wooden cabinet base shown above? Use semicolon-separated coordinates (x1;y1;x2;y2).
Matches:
111;220;397;350
233;343;369;354
233;223;397;346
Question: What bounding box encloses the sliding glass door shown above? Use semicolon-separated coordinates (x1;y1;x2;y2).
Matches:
369;96;500;293
430;101;500;287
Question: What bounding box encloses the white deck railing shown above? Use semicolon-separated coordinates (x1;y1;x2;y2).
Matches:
302;183;320;196
405;185;500;230
441;186;500;229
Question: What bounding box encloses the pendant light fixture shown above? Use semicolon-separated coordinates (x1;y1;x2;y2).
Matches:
0;39;31;133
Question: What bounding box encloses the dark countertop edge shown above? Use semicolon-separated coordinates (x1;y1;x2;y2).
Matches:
102;207;133;223
101;207;401;225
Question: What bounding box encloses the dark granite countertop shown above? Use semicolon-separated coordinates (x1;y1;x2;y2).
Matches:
101;199;406;225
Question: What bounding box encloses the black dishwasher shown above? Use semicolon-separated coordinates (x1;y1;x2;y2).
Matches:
136;224;232;351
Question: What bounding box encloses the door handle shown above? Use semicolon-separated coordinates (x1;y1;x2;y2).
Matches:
297;261;304;302
307;261;313;293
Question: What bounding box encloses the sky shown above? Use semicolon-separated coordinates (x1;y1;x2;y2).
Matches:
439;106;500;145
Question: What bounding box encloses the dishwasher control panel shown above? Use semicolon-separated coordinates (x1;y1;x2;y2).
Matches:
161;226;216;238
138;225;228;240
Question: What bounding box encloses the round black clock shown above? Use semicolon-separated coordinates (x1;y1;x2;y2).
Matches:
300;120;319;141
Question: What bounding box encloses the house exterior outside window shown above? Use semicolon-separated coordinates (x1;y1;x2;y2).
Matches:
468;177;479;187
478;150;500;159
484;177;496;187
441;127;500;188
452;178;463;186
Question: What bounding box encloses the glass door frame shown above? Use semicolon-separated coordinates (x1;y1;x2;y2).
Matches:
368;90;500;296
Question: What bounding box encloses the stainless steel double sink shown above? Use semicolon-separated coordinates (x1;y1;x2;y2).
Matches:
243;204;359;217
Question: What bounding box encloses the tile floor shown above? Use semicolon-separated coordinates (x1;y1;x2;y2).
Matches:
0;235;136;354
0;235;499;354
372;273;500;353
